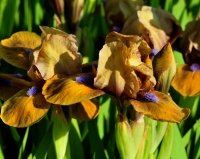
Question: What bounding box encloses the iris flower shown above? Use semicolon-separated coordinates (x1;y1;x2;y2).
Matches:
172;19;200;96
29;26;105;121
121;6;182;51
43;31;190;123
0;26;102;127
0;30;52;127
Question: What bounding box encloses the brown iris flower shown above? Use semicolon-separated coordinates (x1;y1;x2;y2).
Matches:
42;31;190;123
172;19;200;96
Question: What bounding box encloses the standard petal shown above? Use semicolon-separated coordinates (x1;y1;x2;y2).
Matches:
172;64;200;96
1;88;50;127
39;26;69;37
70;99;100;120
122;6;182;50
34;34;82;80
42;74;105;105
129;91;190;123
0;74;32;101
94;42;139;98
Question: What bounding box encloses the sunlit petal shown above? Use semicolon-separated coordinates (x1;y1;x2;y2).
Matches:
1;88;50;127
172;64;200;96
42;74;105;105
94;41;139;98
39;26;68;37
0;74;32;101
122;6;182;50
34;34;82;80
129;91;190;123
70;99;100;120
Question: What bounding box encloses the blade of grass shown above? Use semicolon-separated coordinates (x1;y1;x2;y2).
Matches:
18;127;30;159
88;120;107;159
170;124;187;159
69;119;85;159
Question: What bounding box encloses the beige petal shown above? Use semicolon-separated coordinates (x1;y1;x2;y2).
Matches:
129;91;190;123
34;34;82;80
94;42;139;98
122;6;182;50
1;88;50;127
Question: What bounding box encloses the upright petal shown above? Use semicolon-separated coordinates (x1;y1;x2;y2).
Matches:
129;91;190;123
1;88;50;127
34;34;82;80
122;6;182;50
42;74;105;105
94;41;139;98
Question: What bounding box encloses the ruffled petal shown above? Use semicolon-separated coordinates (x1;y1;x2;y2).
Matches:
70;99;100;120
0;74;32;101
1;88;50;127
34;34;82;80
129;91;190;123
172;64;200;96
42;74;105;105
122;6;182;50
94;41;139;98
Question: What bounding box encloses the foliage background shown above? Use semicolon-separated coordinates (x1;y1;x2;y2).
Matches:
0;0;200;159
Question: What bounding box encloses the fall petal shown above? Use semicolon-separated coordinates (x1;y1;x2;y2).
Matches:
34;34;82;80
70;99;100;120
172;64;200;96
0;74;32;101
42;74;105;105
94;42;139;98
129;91;190;123
1;88;50;127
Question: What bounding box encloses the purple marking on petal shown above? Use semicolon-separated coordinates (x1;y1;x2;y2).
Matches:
13;73;24;79
0;78;12;86
26;86;41;96
149;49;159;58
26;48;32;54
113;26;121;32
82;64;98;73
143;92;158;102
76;76;94;85
190;63;200;72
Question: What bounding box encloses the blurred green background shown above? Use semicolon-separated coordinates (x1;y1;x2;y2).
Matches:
0;0;200;159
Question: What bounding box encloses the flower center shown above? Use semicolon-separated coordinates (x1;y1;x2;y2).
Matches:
149;49;159;58
26;48;32;54
27;86;41;96
190;63;200;72
0;78;12;86
76;76;94;85
143;92;158;102
13;73;24;79
113;26;121;32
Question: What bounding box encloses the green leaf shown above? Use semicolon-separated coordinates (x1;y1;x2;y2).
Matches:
52;106;71;159
170;124;187;159
33;123;52;159
193;122;200;159
69;119;85;159
88;120;107;159
157;123;174;159
18;127;29;159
